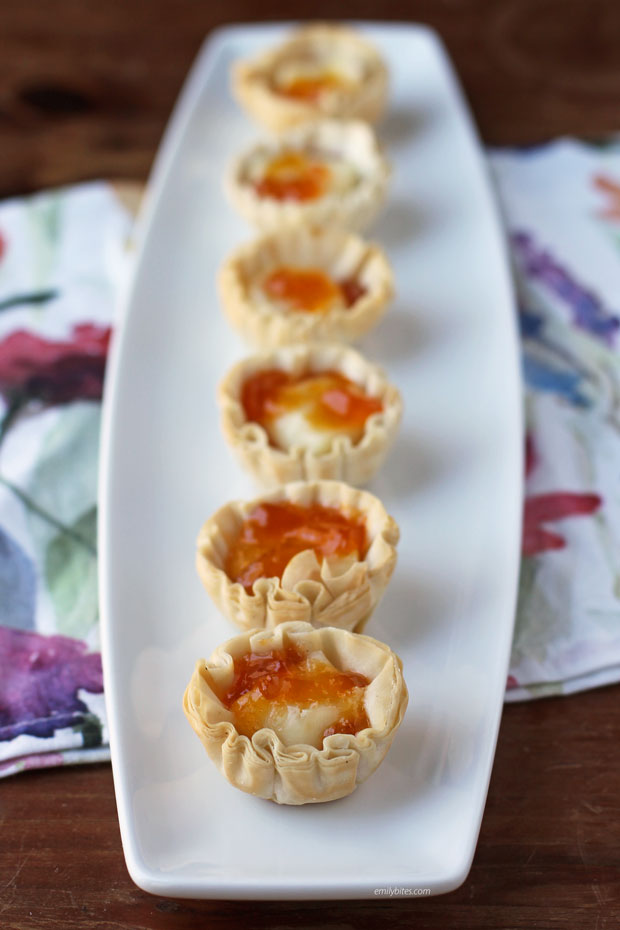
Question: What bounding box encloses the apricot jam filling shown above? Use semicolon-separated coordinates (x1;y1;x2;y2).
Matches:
217;643;371;747
225;500;368;593
241;368;383;446
275;71;351;103
253;151;331;202
262;266;367;313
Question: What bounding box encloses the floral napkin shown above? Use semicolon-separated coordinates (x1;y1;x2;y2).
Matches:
0;183;134;776
491;140;620;701
1;139;620;776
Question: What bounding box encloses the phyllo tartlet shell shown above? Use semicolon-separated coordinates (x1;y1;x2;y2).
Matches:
196;480;399;633
218;343;403;487
225;119;389;233
218;225;394;347
232;24;389;132
183;621;408;804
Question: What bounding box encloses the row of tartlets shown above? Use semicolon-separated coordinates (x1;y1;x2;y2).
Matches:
184;24;409;806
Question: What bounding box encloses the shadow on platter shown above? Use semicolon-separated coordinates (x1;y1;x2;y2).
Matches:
380;103;432;149
371;199;431;250
360;306;419;362
370;431;451;500
356;696;485;824
369;569;459;652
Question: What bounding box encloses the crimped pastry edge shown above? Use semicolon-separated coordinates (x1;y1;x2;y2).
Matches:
196;480;399;633
225;119;390;233
218;343;403;487
218;224;394;347
183;620;408;804
232;24;389;132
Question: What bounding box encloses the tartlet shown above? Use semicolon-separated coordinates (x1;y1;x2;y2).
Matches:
218;343;403;487
196;480;399;633
218;224;393;347
183;620;408;804
232;24;389;132
225;119;389;233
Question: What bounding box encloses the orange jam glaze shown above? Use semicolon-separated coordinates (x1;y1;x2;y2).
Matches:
276;71;350;102
262;266;367;313
241;368;383;444
218;643;371;745
253;151;330;202
225;500;368;593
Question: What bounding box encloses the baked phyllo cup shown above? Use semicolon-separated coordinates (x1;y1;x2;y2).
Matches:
232;24;389;132
218;225;394;347
218;343;402;487
225;119;389;233
196;480;399;633
183;620;408;805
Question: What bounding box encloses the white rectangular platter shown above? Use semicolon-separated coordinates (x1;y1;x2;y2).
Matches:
99;22;523;899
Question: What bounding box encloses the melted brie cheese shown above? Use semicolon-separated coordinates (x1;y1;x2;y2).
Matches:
244;147;359;197
248;279;347;316
231;693;355;747
266;408;364;453
273;61;356;101
227;649;369;749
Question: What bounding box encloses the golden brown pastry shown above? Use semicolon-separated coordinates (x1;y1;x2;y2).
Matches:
183;620;408;804
225;119;389;233
196;480;399;633
218;343;402;487
218;224;393;347
232;24;389;132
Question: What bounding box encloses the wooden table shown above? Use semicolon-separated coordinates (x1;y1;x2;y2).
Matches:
2;2;620;927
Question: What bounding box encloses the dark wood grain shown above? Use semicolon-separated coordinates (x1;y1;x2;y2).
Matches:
2;688;620;928
1;0;620;197
2;1;620;927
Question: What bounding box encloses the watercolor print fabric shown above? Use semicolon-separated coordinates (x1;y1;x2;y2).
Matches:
490;139;620;700
0;183;133;775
